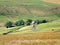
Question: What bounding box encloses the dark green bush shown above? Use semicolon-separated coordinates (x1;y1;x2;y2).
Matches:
15;20;25;26
26;19;32;25
35;20;47;24
35;20;40;24
42;20;47;23
5;21;13;28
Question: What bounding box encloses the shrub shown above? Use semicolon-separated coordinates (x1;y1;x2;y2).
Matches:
42;20;47;23
26;19;32;25
35;20;40;24
35;20;47;24
5;21;13;28
3;31;13;35
15;20;25;26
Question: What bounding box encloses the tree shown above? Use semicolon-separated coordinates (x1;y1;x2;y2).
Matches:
5;21;13;28
35;20;47;24
35;20;40;24
26;19;32;26
15;20;25;26
42;20;47;23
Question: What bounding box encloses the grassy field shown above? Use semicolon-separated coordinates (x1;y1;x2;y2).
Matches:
0;0;60;34
0;32;60;45
36;22;60;32
0;0;60;45
11;22;60;34
0;21;59;34
0;0;60;26
44;0;60;4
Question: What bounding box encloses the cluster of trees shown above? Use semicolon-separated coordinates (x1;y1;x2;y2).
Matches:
5;19;47;28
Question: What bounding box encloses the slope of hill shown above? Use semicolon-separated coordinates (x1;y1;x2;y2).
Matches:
0;0;60;33
1;21;59;34
0;0;60;26
0;0;60;45
36;22;60;32
43;0;60;4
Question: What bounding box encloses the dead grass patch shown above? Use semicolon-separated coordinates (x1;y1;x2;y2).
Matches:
43;0;60;4
0;32;60;45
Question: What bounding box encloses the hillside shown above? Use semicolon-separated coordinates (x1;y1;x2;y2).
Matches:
0;0;60;33
0;0;60;26
0;0;60;45
0;21;59;34
44;0;60;4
